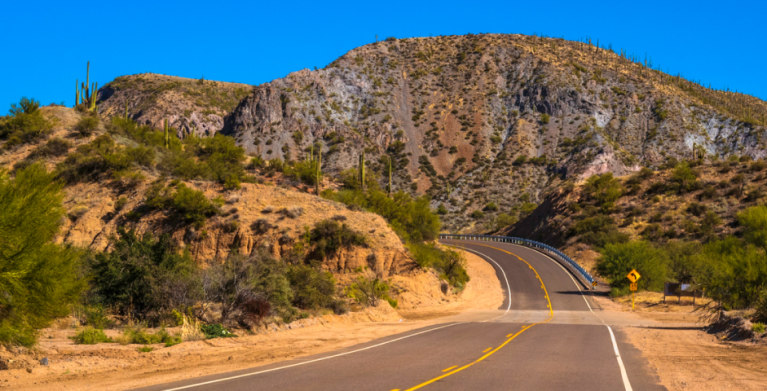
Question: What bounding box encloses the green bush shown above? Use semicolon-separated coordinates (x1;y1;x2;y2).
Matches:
752;322;766;334
87;229;201;321
407;243;469;289
200;323;236;339
583;173;623;211
287;264;336;310
670;162;699;193
144;182;222;227
55;135;138;183
138;345;154;353
71;327;112;344
346;277;393;307
0;164;86;347
470;210;484;219
0;97;52;148
324;189;440;243
28;137;72;158
307;220;367;261
597;241;669;295
74;115;99;137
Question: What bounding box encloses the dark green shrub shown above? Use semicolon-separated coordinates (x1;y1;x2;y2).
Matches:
470;210;484;219
287;265;336;310
0;164;85;347
484;202;498;211
71;327;112;344
74;116;99;137
200;323;236;339
144;182;222;227
307;220;367;260
0;97;52;148
670;162;699;193
87;229;201;321
583;173;623;210
28;137;71;158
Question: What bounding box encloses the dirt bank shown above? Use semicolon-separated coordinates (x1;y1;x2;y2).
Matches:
595;292;767;391
0;250;502;391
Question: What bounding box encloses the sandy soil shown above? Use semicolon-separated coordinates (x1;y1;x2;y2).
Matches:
0;251;502;391
596;291;767;391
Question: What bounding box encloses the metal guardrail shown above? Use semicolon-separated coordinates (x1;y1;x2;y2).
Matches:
439;234;595;289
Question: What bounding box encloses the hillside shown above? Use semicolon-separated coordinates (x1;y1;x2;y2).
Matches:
97;34;767;232
501;157;767;273
98;73;253;137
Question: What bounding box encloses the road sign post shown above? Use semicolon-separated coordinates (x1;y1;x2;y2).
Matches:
627;269;641;311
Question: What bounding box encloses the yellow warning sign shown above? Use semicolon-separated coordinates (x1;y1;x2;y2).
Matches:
627;269;641;283
592;280;598;288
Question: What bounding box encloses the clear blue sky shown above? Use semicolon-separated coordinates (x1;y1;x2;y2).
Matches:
2;1;766;112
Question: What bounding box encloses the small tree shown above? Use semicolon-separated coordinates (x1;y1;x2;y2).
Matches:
0;164;85;346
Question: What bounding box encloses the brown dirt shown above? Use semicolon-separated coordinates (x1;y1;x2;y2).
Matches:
595;292;767;391
0;250;502;391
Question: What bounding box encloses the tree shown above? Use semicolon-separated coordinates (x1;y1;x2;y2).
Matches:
0;164;85;346
738;206;767;250
597;241;668;294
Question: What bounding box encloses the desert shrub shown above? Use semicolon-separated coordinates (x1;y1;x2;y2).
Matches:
691;238;767;309
287;264;336;310
407;243;469;289
138;346;154;353
737;205;767;249
143;182;222;227
0;164;86;347
597;241;669;295
203;252;293;324
494;213;519;230
572;214;628;248
583;173;623;211
200;323;236;339
470;210;484;219
754;291;767;323
55;135;143;183
346;277;393;307
483;202;498;212
87;229;201;322
307;220;367;261
74;115;99;137
670;162;699;193
71;327;112;344
28;137;71;158
283;159;320;186
75;304;112;329
0;97;52;148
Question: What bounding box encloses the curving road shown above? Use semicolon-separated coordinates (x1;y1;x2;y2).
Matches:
136;240;664;391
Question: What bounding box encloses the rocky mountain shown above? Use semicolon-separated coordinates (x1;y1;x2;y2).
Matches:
98;34;767;232
98;73;252;137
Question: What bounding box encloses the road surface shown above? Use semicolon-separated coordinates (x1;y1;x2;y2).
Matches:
137;239;664;391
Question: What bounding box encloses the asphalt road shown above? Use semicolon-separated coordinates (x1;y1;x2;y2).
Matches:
137;240;665;391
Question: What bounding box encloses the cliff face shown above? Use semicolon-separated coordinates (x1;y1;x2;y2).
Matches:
98;34;767;232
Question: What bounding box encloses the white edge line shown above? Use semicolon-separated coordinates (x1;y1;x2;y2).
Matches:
506;243;633;391
450;245;512;314
607;325;634;391
160;322;461;391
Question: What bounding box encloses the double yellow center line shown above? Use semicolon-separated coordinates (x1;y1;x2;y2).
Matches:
396;243;554;391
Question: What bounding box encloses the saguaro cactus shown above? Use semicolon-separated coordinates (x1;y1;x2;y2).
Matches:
75;80;80;106
387;155;392;197
358;151;366;191
315;147;322;194
164;119;170;149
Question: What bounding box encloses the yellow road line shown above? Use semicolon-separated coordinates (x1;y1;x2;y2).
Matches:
482;347;493;353
400;243;554;391
441;365;458;372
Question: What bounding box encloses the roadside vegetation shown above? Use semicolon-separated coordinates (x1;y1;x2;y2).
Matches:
556;160;767;323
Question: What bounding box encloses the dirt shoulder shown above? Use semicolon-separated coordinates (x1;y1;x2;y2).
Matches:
0;250;502;391
594;292;767;391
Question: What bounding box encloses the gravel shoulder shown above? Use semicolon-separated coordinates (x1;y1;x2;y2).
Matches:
595;291;767;391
